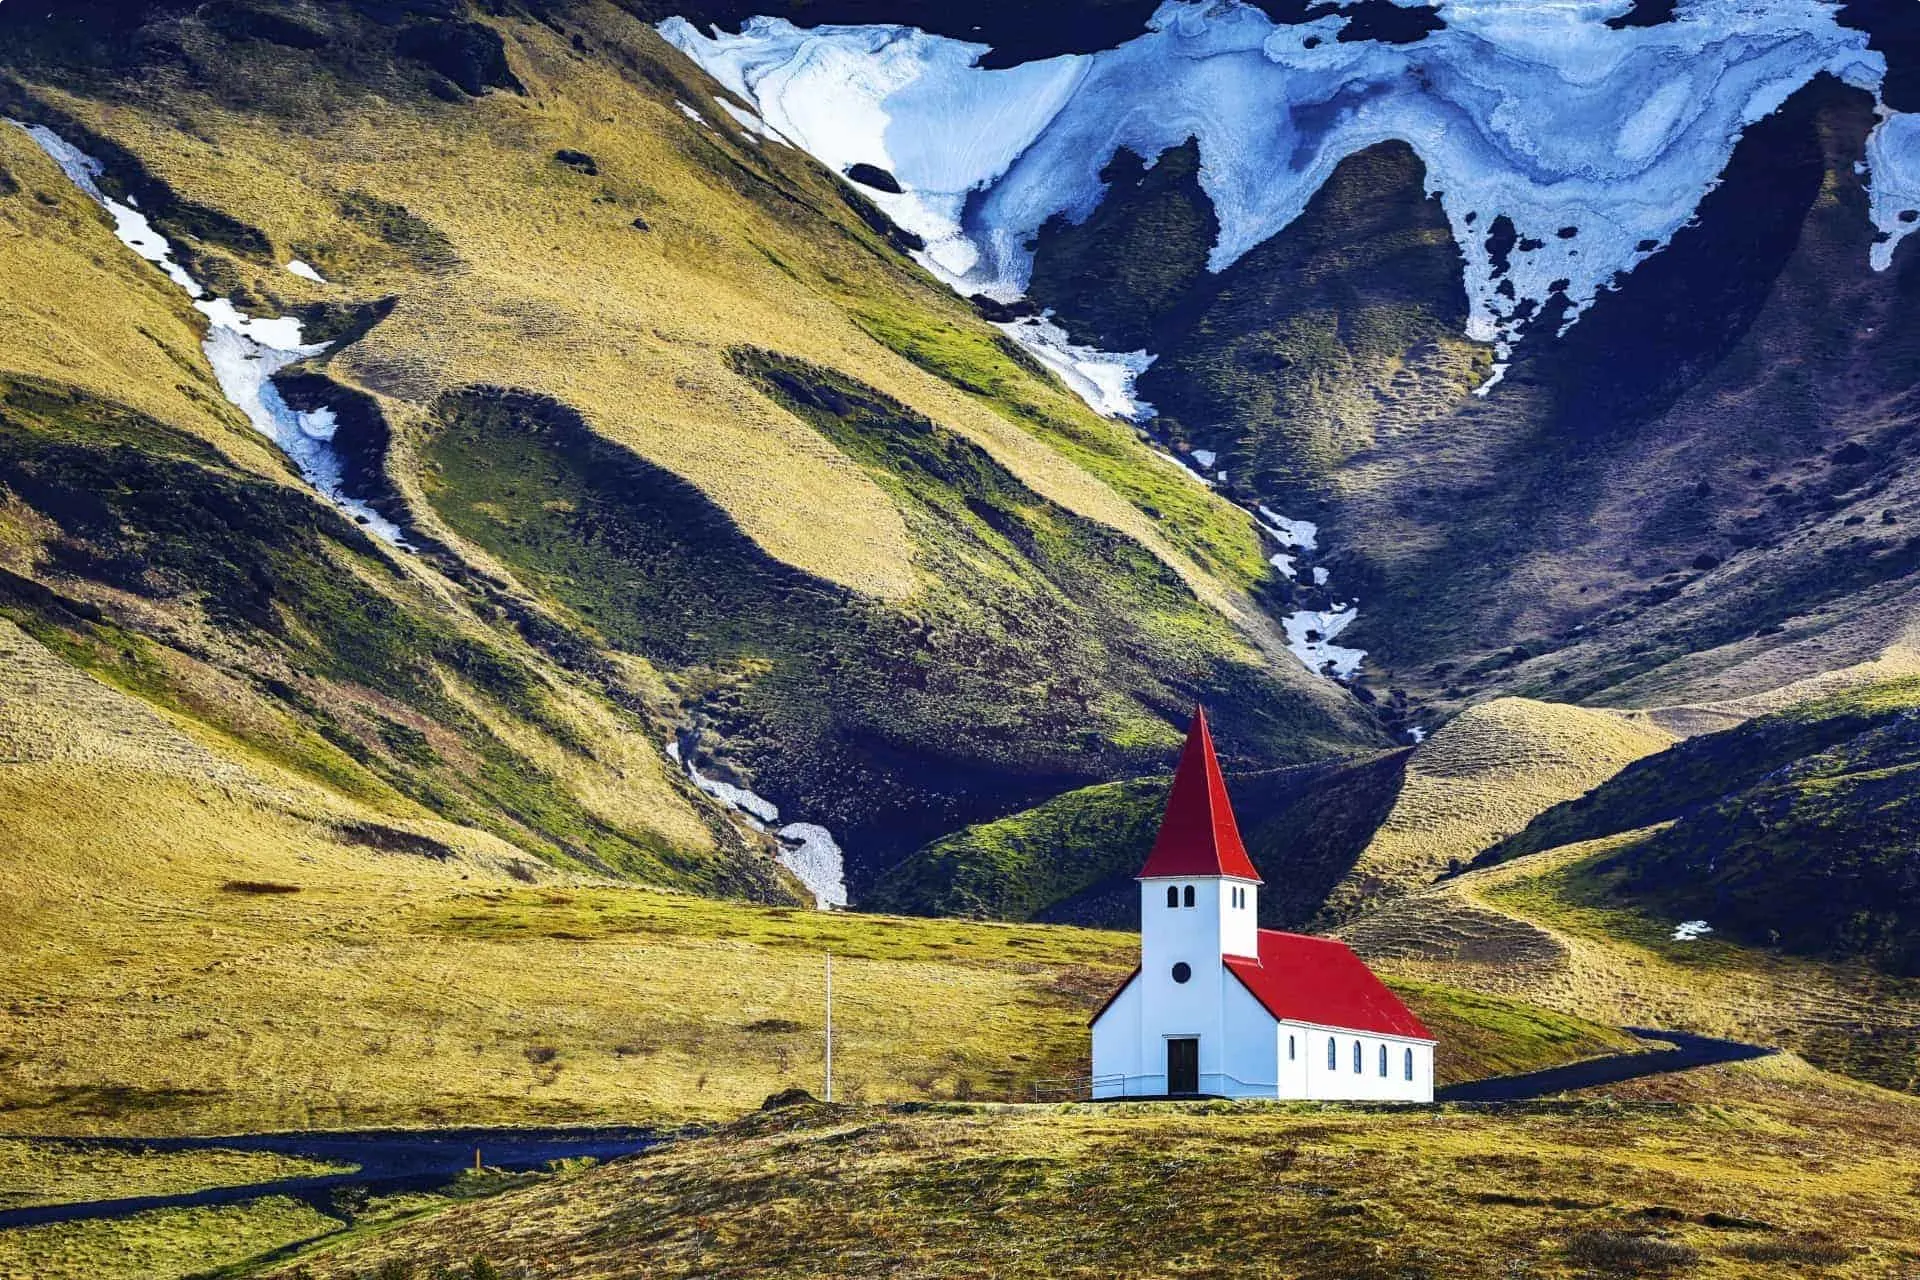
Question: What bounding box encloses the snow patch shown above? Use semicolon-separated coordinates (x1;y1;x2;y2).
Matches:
675;100;715;129
1269;552;1296;579
775;824;850;908
285;259;328;284
1672;919;1714;942
684;759;781;825
1283;604;1366;680
1406;724;1427;744
717;97;790;144
1867;108;1920;271
10;122;408;547
1190;448;1217;469
995;314;1155;420
13;123;202;295
1157;449;1216;488
1257;508;1318;552
1312;566;1330;586
667;738;848;908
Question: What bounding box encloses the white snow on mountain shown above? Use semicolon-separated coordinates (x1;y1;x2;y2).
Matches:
717;97;791;144
286;259;329;283
662;0;1918;689
667;740;849;908
1257;508;1318;552
663;0;1891;369
776;823;851;908
14;123;205;295
994;314;1156;420
11;122;409;548
1283;604;1366;680
1867;109;1920;271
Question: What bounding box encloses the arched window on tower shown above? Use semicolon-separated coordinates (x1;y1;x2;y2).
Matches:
1353;1040;1363;1073
1379;1044;1388;1077
1183;885;1195;908
1166;885;1178;909
1405;1047;1415;1082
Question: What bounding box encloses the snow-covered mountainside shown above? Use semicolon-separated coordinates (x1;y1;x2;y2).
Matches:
662;0;1916;389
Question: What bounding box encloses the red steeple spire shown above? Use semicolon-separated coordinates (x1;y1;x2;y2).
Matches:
1136;707;1262;882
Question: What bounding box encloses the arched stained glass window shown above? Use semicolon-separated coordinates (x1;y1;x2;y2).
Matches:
1405;1048;1415;1082
1183;885;1195;908
1166;885;1178;908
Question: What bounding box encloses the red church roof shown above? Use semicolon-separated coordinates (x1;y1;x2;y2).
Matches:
1136;707;1262;882
1225;930;1435;1041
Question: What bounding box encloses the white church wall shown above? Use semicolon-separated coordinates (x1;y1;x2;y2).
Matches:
1218;972;1279;1097
1090;977;1142;1099
1298;1023;1435;1103
1276;1022;1311;1099
1136;877;1229;1095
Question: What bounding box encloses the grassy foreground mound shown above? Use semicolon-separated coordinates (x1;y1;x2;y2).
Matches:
264;1062;1920;1280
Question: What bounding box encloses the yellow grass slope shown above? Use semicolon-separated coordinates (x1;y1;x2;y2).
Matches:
0;124;296;486
13;2;1288;623
1320;697;1673;921
0;619;1627;1138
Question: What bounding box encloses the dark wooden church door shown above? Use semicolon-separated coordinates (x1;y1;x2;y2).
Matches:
1167;1037;1199;1094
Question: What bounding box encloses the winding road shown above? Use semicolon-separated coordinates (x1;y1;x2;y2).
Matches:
1435;1027;1777;1103
0;1126;659;1231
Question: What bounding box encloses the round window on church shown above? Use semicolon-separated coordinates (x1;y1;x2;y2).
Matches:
1171;962;1191;984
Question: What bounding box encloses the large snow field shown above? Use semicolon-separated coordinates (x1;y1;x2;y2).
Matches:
664;0;1909;372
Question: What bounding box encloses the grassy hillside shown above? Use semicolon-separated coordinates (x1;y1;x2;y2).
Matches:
1482;678;1920;975
0;0;1377;916
867;750;1412;927
0;657;1615;1143
871;695;1675;930
262;1062;1920;1279
1317;698;1674;922
1342;835;1920;1095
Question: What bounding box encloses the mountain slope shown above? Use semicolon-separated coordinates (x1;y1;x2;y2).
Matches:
0;0;1378;906
1341;830;1920;1094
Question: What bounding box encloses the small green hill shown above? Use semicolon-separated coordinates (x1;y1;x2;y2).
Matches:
1483;678;1920;974
867;751;1409;928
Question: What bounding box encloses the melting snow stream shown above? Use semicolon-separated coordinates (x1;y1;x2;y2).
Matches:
666;741;849;909
9;122;409;548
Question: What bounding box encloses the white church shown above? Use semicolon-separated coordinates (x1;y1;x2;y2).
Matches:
1091;709;1437;1102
